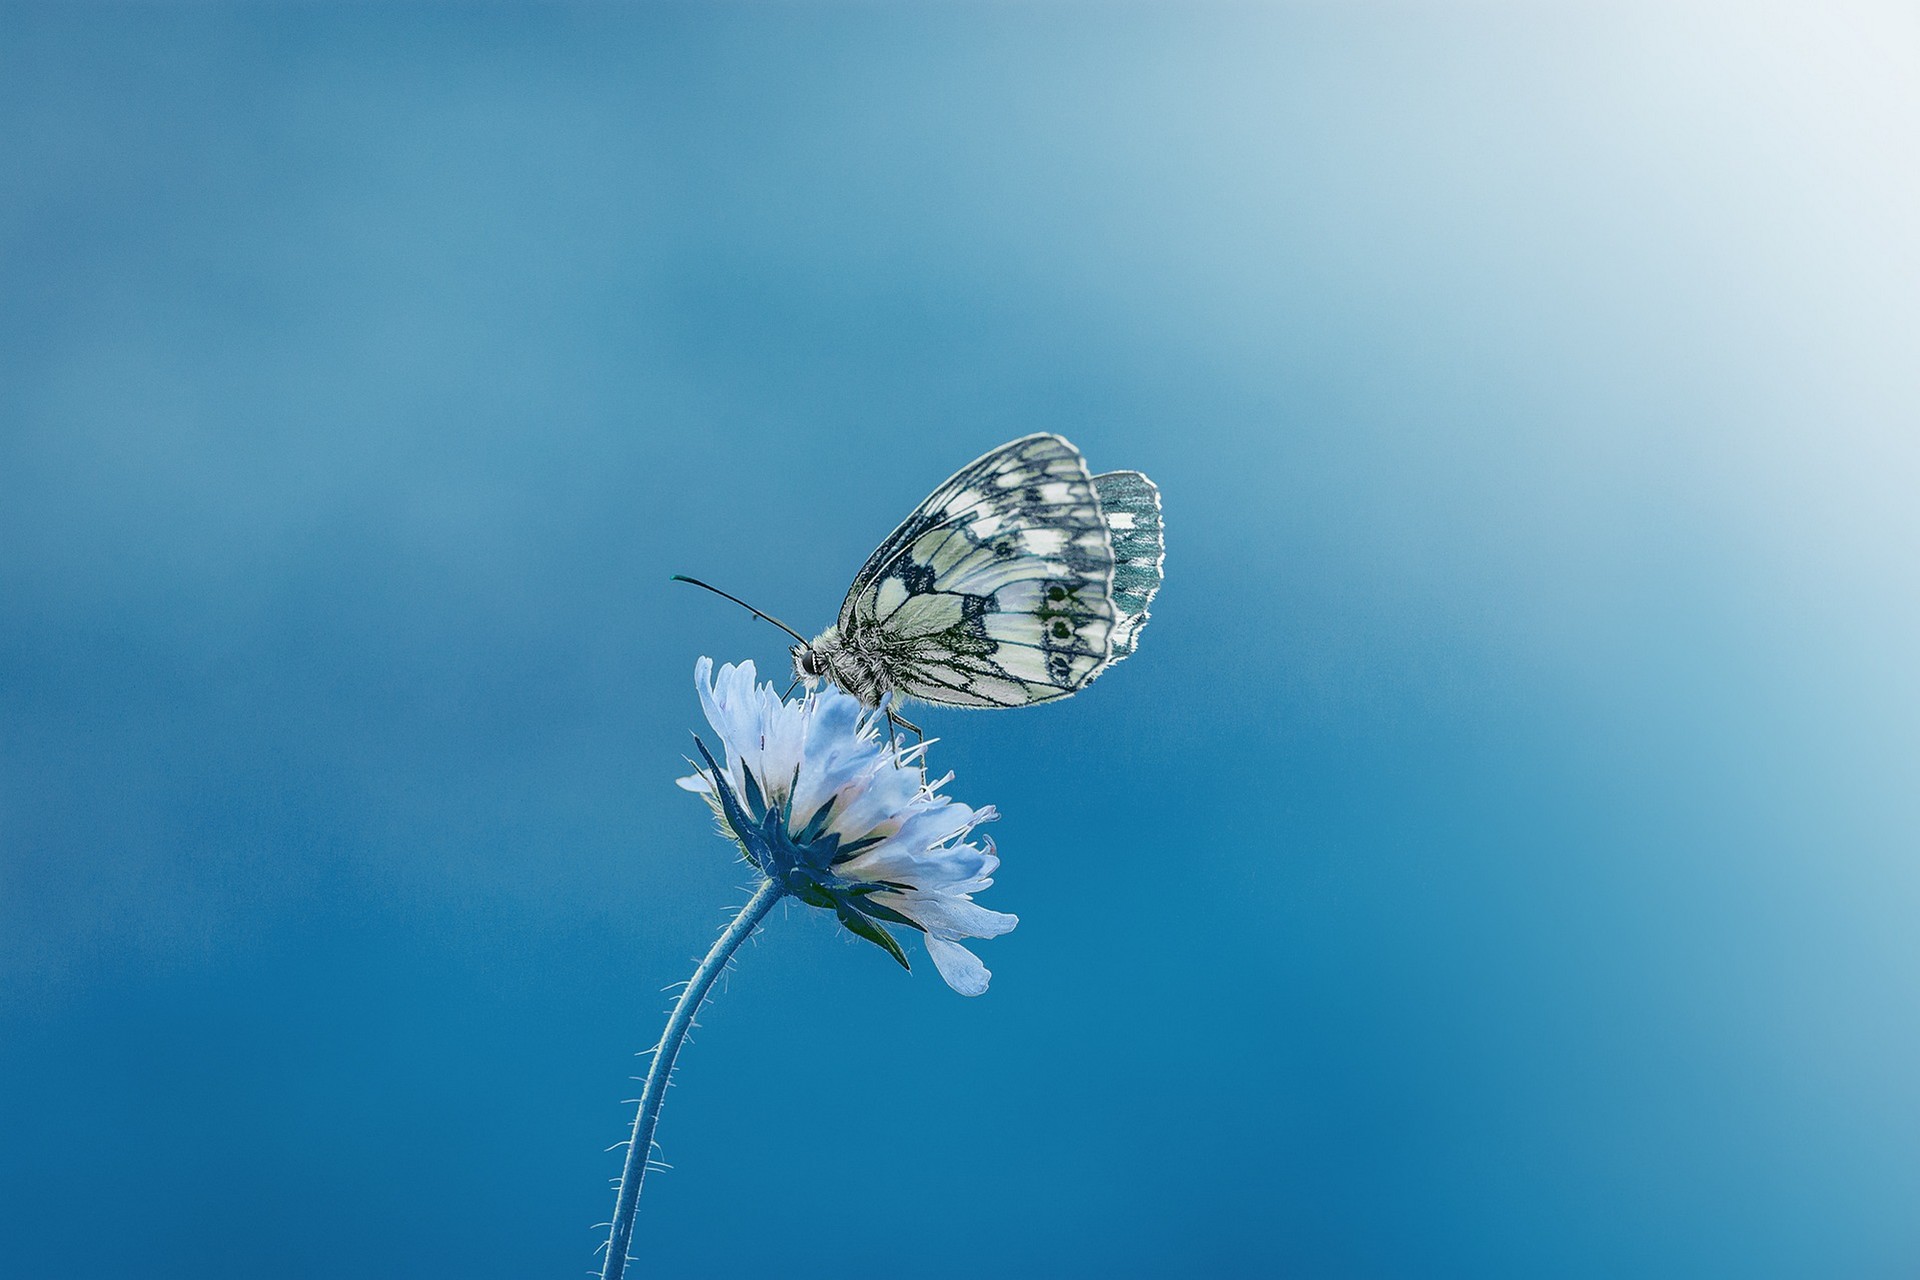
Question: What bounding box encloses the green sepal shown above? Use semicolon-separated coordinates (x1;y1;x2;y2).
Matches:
844;889;923;932
692;735;769;874
792;792;839;847
830;832;887;864
790;879;838;911
739;760;768;819
833;901;911;972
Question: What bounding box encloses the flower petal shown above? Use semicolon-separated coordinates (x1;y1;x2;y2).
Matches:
871;890;1018;942
924;935;992;997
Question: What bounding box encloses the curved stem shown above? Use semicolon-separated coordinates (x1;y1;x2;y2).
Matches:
601;877;785;1280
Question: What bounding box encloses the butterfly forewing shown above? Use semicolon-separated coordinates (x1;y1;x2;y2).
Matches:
840;434;1118;708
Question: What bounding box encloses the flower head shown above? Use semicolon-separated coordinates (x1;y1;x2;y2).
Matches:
677;657;1016;996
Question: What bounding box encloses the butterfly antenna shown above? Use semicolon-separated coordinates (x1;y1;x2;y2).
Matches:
670;575;810;645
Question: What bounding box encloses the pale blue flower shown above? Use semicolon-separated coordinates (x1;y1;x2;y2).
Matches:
599;658;1021;1277
677;656;1016;996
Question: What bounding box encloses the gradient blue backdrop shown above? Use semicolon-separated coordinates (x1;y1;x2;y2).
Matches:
4;4;1917;1276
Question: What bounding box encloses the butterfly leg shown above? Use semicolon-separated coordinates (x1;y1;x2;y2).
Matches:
885;708;927;778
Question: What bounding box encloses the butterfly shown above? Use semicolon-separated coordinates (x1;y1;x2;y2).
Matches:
677;434;1163;732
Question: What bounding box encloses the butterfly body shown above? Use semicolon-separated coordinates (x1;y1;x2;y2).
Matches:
792;624;891;707
793;434;1163;711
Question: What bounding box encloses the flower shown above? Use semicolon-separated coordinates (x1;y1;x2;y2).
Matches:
677;657;1017;996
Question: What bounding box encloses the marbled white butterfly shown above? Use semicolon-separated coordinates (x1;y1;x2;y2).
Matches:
677;435;1162;731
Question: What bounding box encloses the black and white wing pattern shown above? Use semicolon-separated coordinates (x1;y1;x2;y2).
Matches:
1090;470;1164;663
836;434;1119;708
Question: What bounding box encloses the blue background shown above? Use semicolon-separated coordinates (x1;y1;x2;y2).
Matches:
4;4;1917;1276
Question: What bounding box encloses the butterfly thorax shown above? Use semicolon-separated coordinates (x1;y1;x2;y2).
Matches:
795;626;895;708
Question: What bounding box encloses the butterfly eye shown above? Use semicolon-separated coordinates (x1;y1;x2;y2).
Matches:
1046;585;1067;602
1050;620;1072;639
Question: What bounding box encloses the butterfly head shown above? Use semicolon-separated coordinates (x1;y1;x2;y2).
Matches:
792;625;842;683
791;643;828;680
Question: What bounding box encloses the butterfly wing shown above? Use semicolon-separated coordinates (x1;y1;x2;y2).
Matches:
838;434;1118;708
1091;470;1164;663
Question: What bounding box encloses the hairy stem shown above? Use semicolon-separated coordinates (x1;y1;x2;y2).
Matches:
601;877;785;1280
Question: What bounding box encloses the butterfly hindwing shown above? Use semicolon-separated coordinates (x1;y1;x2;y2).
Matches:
1091;470;1164;663
840;435;1118;708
